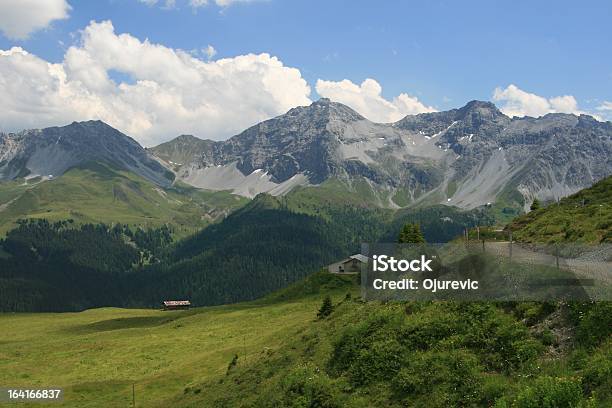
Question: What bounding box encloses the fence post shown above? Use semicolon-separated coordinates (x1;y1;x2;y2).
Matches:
509;231;513;261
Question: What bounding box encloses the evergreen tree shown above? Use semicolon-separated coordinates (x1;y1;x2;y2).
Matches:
317;295;333;319
398;223;426;243
530;199;541;211
226;354;239;375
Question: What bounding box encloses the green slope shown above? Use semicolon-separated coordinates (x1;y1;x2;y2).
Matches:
147;134;214;170
0;161;247;236
282;178;494;243
509;176;612;243
0;272;608;407
284;177;396;212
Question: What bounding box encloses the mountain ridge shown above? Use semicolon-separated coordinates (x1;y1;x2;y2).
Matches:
2;99;610;213
151;99;612;209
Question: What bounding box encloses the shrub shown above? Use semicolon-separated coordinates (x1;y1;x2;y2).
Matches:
581;340;612;398
328;309;399;377
392;349;482;407
396;309;463;351
278;365;343;408
457;303;543;371
344;337;404;386
574;302;612;348
510;376;584;408
538;329;556;346
328;309;404;386
513;302;557;325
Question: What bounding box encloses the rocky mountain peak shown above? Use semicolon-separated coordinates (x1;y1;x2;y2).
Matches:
283;98;365;125
172;134;208;144
0;120;173;186
457;100;505;120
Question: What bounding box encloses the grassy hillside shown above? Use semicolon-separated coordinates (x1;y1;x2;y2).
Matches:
0;161;247;237
284;178;398;211
283;179;494;243
147;135;214;170
509;176;612;244
0;272;609;407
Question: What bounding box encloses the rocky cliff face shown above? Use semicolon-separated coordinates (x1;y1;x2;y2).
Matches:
152;99;612;208
3;101;609;210
400;102;612;209
0;121;173;186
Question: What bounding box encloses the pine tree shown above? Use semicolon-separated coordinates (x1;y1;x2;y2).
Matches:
317;295;333;319
530;199;541;211
226;354;239;375
398;223;426;243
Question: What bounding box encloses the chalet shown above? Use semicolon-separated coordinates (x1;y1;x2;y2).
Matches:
327;254;369;274
162;300;191;311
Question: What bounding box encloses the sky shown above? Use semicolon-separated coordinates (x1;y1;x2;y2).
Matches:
0;0;610;146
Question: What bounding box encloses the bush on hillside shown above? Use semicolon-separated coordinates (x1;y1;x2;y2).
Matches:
277;365;343;408
328;303;544;389
496;376;585;408
392;349;483;407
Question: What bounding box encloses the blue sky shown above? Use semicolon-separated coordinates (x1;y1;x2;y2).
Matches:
0;0;610;144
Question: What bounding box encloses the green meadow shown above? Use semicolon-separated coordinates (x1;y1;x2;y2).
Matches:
1;272;609;407
0;298;327;407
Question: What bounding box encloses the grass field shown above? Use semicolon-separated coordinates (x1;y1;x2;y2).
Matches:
0;300;320;407
0;273;356;407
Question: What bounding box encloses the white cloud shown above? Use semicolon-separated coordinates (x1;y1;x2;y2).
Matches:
597;101;612;111
315;78;436;123
597;101;612;121
190;0;259;7
203;44;217;60
141;0;258;8
0;20;311;146
138;0;177;7
492;84;592;118
0;0;70;40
